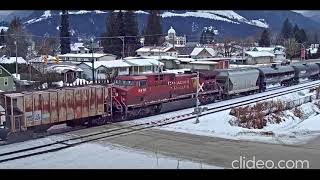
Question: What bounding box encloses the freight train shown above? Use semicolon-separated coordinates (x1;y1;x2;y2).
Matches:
1;62;320;140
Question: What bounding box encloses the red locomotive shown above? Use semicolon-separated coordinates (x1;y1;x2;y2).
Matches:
112;70;221;119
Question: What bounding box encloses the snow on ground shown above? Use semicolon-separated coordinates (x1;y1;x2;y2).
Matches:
127;83;320;145
0;139;222;169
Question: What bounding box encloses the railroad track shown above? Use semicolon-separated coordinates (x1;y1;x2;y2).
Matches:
0;81;319;164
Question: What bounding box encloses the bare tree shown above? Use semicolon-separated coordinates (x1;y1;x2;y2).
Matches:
284;38;299;60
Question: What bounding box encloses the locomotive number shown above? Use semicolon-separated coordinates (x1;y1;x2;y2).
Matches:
138;88;147;93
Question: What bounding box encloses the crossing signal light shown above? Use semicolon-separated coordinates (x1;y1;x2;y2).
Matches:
54;56;60;64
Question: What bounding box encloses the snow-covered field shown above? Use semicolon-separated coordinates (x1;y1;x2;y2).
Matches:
0;140;222;169
128;86;320;145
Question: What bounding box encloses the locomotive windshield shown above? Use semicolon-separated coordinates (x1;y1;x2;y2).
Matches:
115;80;135;86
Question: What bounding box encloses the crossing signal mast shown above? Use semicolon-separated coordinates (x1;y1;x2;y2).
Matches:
193;71;208;124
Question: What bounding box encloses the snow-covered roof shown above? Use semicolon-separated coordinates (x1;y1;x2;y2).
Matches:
83;60;131;69
70;42;89;52
136;46;176;53
252;47;275;52
245;51;275;57
190;47;216;56
190;61;218;65
58;53;116;58
177;58;195;63
196;57;231;61
142;55;177;60
0;56;27;64
125;58;164;67
29;55;57;63
46;65;83;74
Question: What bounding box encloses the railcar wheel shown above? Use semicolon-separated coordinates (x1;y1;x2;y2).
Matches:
0;129;8;140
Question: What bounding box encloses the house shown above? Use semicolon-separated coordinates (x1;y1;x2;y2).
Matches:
0;65;15;92
245;51;275;65
195;58;230;69
136;46;178;57
165;26;186;47
251;46;286;61
58;53;117;62
187;61;218;71
124;57;164;74
46;65;83;83
190;47;217;59
78;60;132;81
70;42;89;54
175;46;195;58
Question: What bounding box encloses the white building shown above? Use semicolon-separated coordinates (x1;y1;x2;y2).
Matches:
136;46;178;57
251;46;286;61
165;26;186;47
70;42;89;54
78;60;132;80
58;53;117;62
245;51;275;65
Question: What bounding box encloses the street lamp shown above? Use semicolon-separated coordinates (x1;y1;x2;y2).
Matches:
91;37;95;84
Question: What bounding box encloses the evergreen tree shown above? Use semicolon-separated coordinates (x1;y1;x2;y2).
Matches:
144;10;163;46
280;18;294;42
102;11;118;55
5;17;30;58
293;24;300;36
115;10;125;58
258;29;270;47
60;10;71;54
123;10;140;57
298;29;307;43
0;29;4;45
315;33;318;44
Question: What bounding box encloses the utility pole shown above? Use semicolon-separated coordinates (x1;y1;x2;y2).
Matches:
119;36;125;59
91;37;95;84
195;71;200;124
14;40;18;76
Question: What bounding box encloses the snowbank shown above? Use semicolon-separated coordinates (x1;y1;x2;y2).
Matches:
129;89;320;145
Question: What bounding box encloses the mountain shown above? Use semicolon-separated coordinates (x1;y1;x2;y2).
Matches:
16;10;320;42
1;10;34;22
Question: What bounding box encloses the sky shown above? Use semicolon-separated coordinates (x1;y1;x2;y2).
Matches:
0;11;14;15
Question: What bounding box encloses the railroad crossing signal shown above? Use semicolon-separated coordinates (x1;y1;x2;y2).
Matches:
43;55;48;64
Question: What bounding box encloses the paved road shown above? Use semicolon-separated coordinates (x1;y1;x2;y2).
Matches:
66;123;320;169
